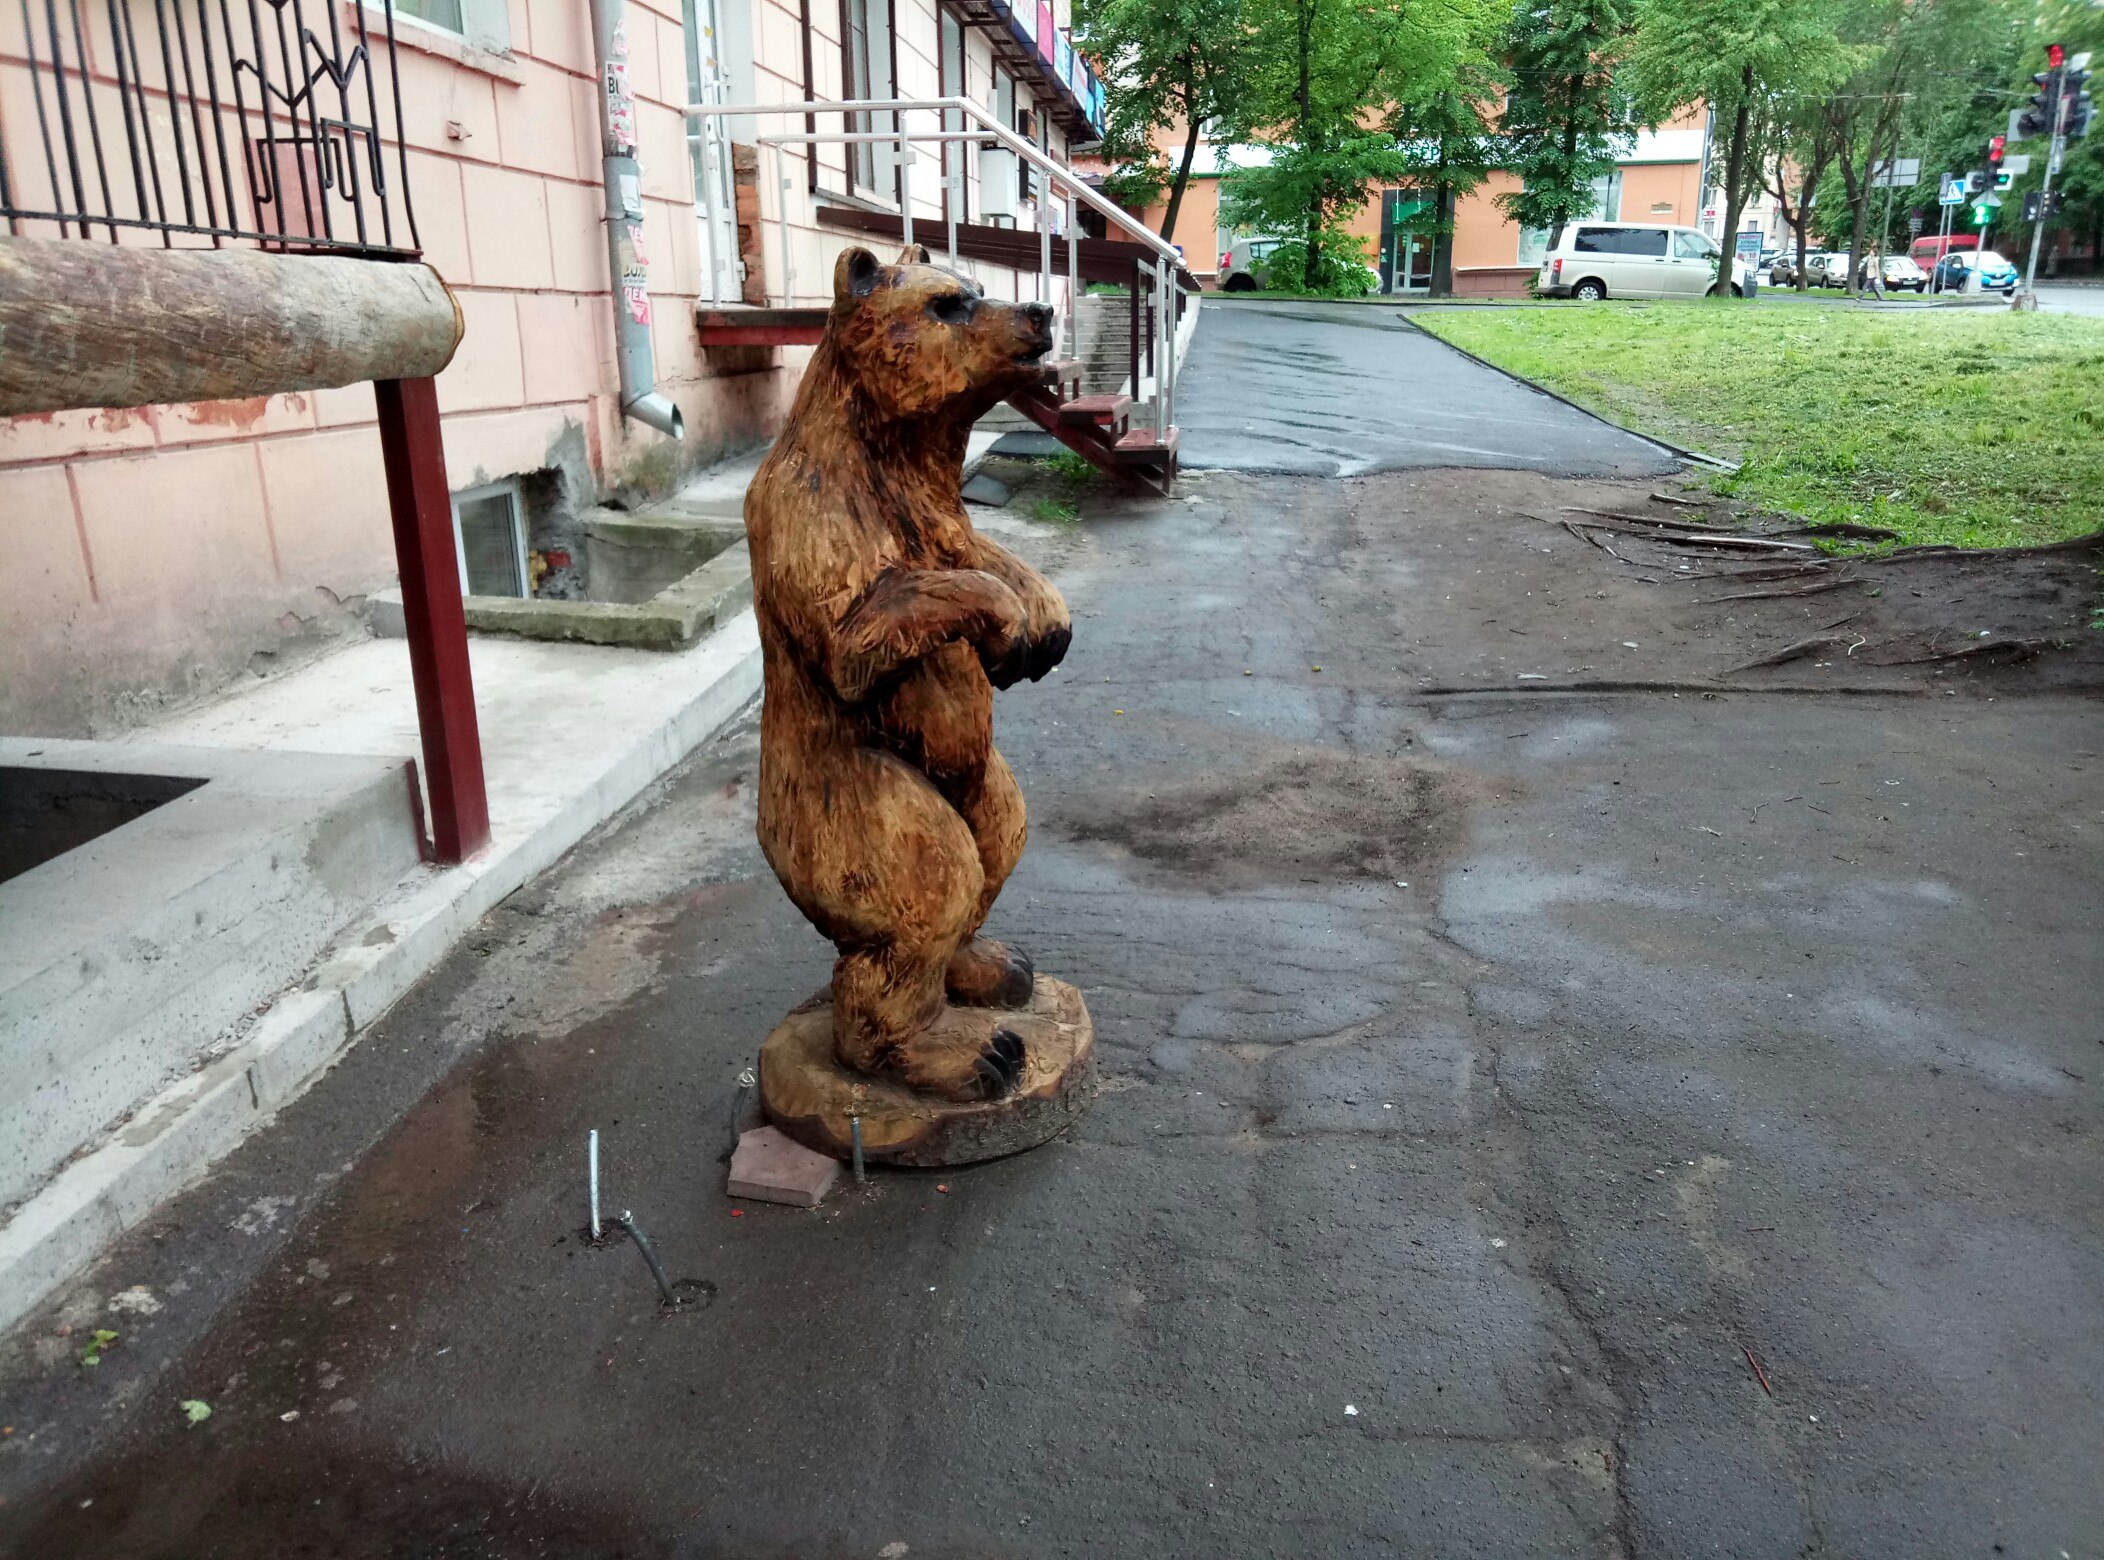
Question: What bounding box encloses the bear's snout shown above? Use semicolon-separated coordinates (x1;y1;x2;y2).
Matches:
1013;301;1054;360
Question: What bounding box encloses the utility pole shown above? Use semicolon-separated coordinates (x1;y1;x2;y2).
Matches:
2017;46;2092;307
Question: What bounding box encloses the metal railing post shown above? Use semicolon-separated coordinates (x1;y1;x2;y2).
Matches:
899;127;914;251
1065;190;1079;362
1128;258;1141;407
771;140;794;306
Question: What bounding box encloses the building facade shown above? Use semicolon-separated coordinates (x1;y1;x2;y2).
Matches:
0;0;1105;735
1131;108;1720;295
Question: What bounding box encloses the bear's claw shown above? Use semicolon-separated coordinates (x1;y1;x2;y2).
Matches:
971;1027;1027;1099
947;938;1035;1008
986;622;1070;689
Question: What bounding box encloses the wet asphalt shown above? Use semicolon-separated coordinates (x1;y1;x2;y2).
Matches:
1;314;2100;1560
1173;299;1682;478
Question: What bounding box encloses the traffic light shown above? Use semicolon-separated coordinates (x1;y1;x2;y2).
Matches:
1973;202;1994;227
2020;44;2065;138
1964;169;1989;195
2067;70;2093;139
2021;189;2064;222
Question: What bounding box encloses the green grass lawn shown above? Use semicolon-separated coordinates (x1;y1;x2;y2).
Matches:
1414;299;2104;549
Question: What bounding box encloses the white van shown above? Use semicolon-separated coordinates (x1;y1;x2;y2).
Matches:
1536;222;1754;300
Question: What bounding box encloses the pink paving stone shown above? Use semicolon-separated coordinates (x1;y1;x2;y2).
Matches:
727;1126;840;1208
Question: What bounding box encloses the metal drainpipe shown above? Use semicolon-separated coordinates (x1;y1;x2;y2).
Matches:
589;0;684;439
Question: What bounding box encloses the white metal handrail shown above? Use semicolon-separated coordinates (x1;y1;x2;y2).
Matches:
686;94;1187;442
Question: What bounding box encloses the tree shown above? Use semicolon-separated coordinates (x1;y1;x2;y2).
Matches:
1499;0;1637;234
1073;0;1253;242
1390;59;1506;295
1818;0;2013;294
1758;100;1842;289
1219;0;1488;292
1624;0;1852;294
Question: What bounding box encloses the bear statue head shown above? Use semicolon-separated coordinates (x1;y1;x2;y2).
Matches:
828;244;1056;422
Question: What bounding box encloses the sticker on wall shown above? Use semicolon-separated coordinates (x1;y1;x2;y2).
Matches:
605;59;635;149
623;284;653;326
626;223;651;269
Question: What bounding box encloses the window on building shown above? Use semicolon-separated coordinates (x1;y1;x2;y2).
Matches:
454;481;527;599
395;0;465;32
1517;172;1622;265
843;0;896;193
980;68;1019;224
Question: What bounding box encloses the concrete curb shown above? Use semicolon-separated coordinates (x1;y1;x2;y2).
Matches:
1397;315;1739;473
0;614;762;1338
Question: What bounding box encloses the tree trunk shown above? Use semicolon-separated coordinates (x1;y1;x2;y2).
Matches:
1161;107;1203;244
1715;74;1753;296
1297;0;1319;290
1843;143;1873;300
1432;183;1456;296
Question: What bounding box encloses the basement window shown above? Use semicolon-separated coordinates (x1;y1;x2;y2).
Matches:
454;480;528;598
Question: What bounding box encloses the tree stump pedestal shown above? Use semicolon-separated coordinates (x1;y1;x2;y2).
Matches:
759;976;1094;1167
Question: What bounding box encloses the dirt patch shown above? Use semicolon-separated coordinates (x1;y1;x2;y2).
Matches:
1334;469;2104;695
1063;748;1506;886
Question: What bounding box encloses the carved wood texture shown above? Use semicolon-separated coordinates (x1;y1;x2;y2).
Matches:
746;246;1072;1103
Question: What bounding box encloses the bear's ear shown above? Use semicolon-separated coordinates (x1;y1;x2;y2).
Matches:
895;243;933;266
835;246;884;300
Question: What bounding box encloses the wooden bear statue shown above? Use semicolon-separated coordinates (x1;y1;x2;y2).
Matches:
745;245;1072;1104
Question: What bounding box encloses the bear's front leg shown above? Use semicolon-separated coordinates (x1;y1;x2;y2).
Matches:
825;566;1027;703
960;533;1071;688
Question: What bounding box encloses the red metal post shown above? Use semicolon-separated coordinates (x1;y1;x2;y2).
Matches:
373;376;491;864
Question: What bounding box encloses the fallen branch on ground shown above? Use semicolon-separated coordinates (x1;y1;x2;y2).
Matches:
1561;520;1639;564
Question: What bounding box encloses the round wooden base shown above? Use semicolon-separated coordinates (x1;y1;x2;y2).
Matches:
759;976;1094;1167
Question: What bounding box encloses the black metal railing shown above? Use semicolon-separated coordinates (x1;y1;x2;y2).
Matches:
2;0;420;256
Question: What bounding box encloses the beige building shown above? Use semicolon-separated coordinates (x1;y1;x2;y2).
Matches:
1;0;1109;735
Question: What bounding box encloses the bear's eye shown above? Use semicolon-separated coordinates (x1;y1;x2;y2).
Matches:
926;292;976;326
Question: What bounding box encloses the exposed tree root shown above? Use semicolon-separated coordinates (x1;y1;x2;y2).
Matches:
1728;632;1868;673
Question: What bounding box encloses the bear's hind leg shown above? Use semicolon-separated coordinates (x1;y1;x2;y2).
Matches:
835;950;1028;1101
945;749;1035;1010
791;748;1025;1101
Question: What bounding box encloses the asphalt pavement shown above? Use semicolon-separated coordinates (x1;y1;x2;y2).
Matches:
2034;281;2104;316
1174;299;1682;478
1;310;2098;1560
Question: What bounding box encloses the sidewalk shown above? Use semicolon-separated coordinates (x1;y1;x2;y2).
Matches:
0;470;763;1336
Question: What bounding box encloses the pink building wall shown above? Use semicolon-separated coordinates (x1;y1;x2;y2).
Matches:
0;0;792;736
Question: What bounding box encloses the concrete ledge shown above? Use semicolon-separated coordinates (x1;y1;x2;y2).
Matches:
0;742;422;1209
373;543;752;651
0;611;764;1339
0;989;347;1334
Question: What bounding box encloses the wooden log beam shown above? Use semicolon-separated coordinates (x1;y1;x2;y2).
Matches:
0;236;463;418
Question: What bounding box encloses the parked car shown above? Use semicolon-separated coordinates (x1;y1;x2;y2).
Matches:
1535;222;1754;300
1804;251;1853;288
1218;236;1284;291
1216;235;1378;294
1768;251;1803;286
1858;254;1928;292
1929;249;2020;296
